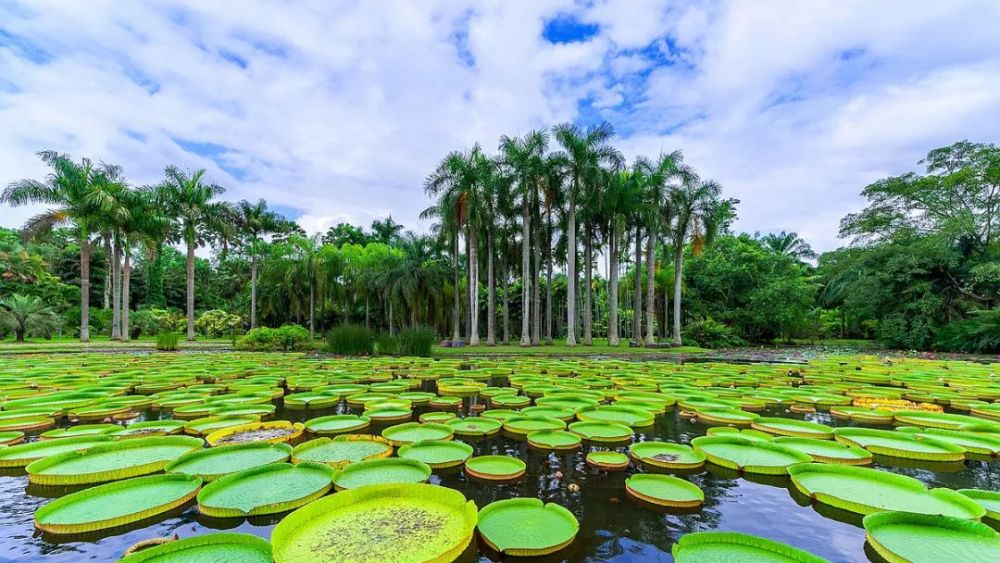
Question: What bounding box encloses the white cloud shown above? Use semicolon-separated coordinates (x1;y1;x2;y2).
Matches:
2;0;999;253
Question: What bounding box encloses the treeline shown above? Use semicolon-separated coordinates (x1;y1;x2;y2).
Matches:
2;136;998;352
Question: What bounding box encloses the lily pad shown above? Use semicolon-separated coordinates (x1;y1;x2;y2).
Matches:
0;431;24;446
585;451;630;471
750;418;834;440
567;421;634;444
197;462;334;517
478;498;578;556
303;414;371;436
165;442;292;481
829;406;894;424
576;405;654;428
446;417;502;437
0;436;113;468
109;420;187;439
672;531;829;563
206;421;304;447
465;455;526;481
381;422;454;446
26;436;205;485
40;424;119;440
863;511;1000;563
34;473;201;534
183;416;259;437
695;408;759;427
958;489;1000;521
629;441;706;470
833;428;966;461
271;483;477;563
527;430;582;452
626;474;704;508
899;428;1000;456
291;435;392;468
332;457;431;490
398;440;473;469
773;437;872;465
691;436;811;474
788;463;985;518
502;416;566;437
119;532;272;563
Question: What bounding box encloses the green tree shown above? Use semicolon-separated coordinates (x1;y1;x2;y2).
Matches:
0;293;59;342
757;231;816;261
230;199;286;328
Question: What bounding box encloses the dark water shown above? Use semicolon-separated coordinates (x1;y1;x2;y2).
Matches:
1;398;998;563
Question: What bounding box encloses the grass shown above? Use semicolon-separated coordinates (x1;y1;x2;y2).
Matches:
433;338;710;357
0;335;233;354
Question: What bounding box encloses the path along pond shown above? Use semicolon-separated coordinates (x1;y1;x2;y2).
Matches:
0;354;998;562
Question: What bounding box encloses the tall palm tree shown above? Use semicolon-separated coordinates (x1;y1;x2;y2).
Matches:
552;122;622;346
2;151;123;341
118;185;168;341
159;166;226;340
370;216;404;245
602;166;642;346
231;199;285;328
758;231;816;261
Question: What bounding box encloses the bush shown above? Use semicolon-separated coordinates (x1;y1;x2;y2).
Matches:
131;308;177;339
375;334;400;356
682;318;745;349
235;325;311;352
195;309;243;338
397;325;436;357
155;331;180;351
326;324;375;356
933;309;1000;353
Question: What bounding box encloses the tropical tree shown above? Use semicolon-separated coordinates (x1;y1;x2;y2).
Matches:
0;293;59;342
601;166;642;345
758;231;816;261
370;216;404;245
231;199;285;328
552;122;622;346
159;166;226;340
1;151;124;341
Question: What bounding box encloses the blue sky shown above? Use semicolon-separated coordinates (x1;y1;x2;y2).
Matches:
2;0;999;251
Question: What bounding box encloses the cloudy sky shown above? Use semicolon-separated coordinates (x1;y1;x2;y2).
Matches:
2;0;999;251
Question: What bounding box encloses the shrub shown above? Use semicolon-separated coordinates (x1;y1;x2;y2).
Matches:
682;318;745;349
375;334;400;356
235;325;311;352
195;309;243;338
155;331;180;351
397;325;436;357
326;324;375;356
131;308;177;339
933;309;1000;354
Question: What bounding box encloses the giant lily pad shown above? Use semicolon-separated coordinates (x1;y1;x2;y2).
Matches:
197;462;333;517
788;463;985;518
183;416;259;437
527;430;581;452
958;489;1000;521
0;431;24;446
625;474;703;508
398;440;473;469
629;441;706;470
0;436;113;468
833;428;966;461
291;435;392;468
695;408;759;427
863;511;1000;563
502;416;566;437
750;418;834;440
772;437;872;465
576;405;654;428
165;441;292;481
897;428;1000;456
672;531;829;563
691;435;811;474
567;421;634;444
206;421;304;447
26;436;204;485
40;424;119;440
381;422;454;446
271;483;477;563
892;411;1000;432
332;457;431;490
34;473;201;534
465;455;526;481
119;532;272;563
586;451;630;471
478;498;578;556
304;414;371;436
446;417;502;437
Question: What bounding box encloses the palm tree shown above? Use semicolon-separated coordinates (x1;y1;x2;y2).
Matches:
669;179;732;345
602;166;642;346
231;199;285;328
2;151;123;341
370;216;404;245
159;166;226;340
552;122;622;346
1;294;59;342
118;186;169;341
758;231;816;261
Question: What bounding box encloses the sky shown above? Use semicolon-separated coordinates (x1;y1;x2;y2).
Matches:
2;0;999;252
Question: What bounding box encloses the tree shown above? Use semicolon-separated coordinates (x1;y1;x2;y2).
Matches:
159;166;226;340
323;223;368;246
757;231;816;261
370;216;404;245
0;294;59;342
601;166;642;345
552;122;622;346
231;199;286;329
2;151;125;341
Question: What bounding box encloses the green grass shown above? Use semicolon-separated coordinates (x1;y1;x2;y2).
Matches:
433;338;710;357
0;335;233;354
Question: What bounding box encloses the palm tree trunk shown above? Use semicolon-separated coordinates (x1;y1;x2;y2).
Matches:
545;210;553;344
531;203;541;346
645;232;656;345
584;222;593;345
502;257;510;344
102;235;112;310
566;188;577;346
663;284;669;340
672;244;684;345
633;226;642;342
365;296;370;330
452;233;461;341
486;228;496;345
520;196;531;346
468;228;479;346
122;244;131;341
250;254;259;329
111;238;122;341
608;226;619;346
186;237;196;341
309;277;315;340
79;224;90;342
465;229;472;341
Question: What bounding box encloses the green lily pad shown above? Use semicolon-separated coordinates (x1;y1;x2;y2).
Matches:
694;408;759;427
465;455;526;481
304;414;371;436
197;462;334;517
626;474;704;508
165;442;292;481
447;417;502;437
34;473;201;534
183;416;259;437
40;424;119;440
576;405;654;428
502;416;566;436
567;421;634;444
773;437;872;465
629;441;706;470
0;431;24;446
398;440;473;469
527;430;582;452
0;436;113;468
899;428;1000;456
788;463;985;518
863;511;1000;563
381;422;454;445
271;483;476;563
291;435;392;468
751;418;834;440
672;531;829;563
332;457;431;490
585;451;630;470
478;498;578;556
109;420;187;439
833;428;966;461
958;489;1000;521
691;436;811;474
119;532;272;563
26;436;205;485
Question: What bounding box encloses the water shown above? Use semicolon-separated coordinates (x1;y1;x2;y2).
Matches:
1;400;997;562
